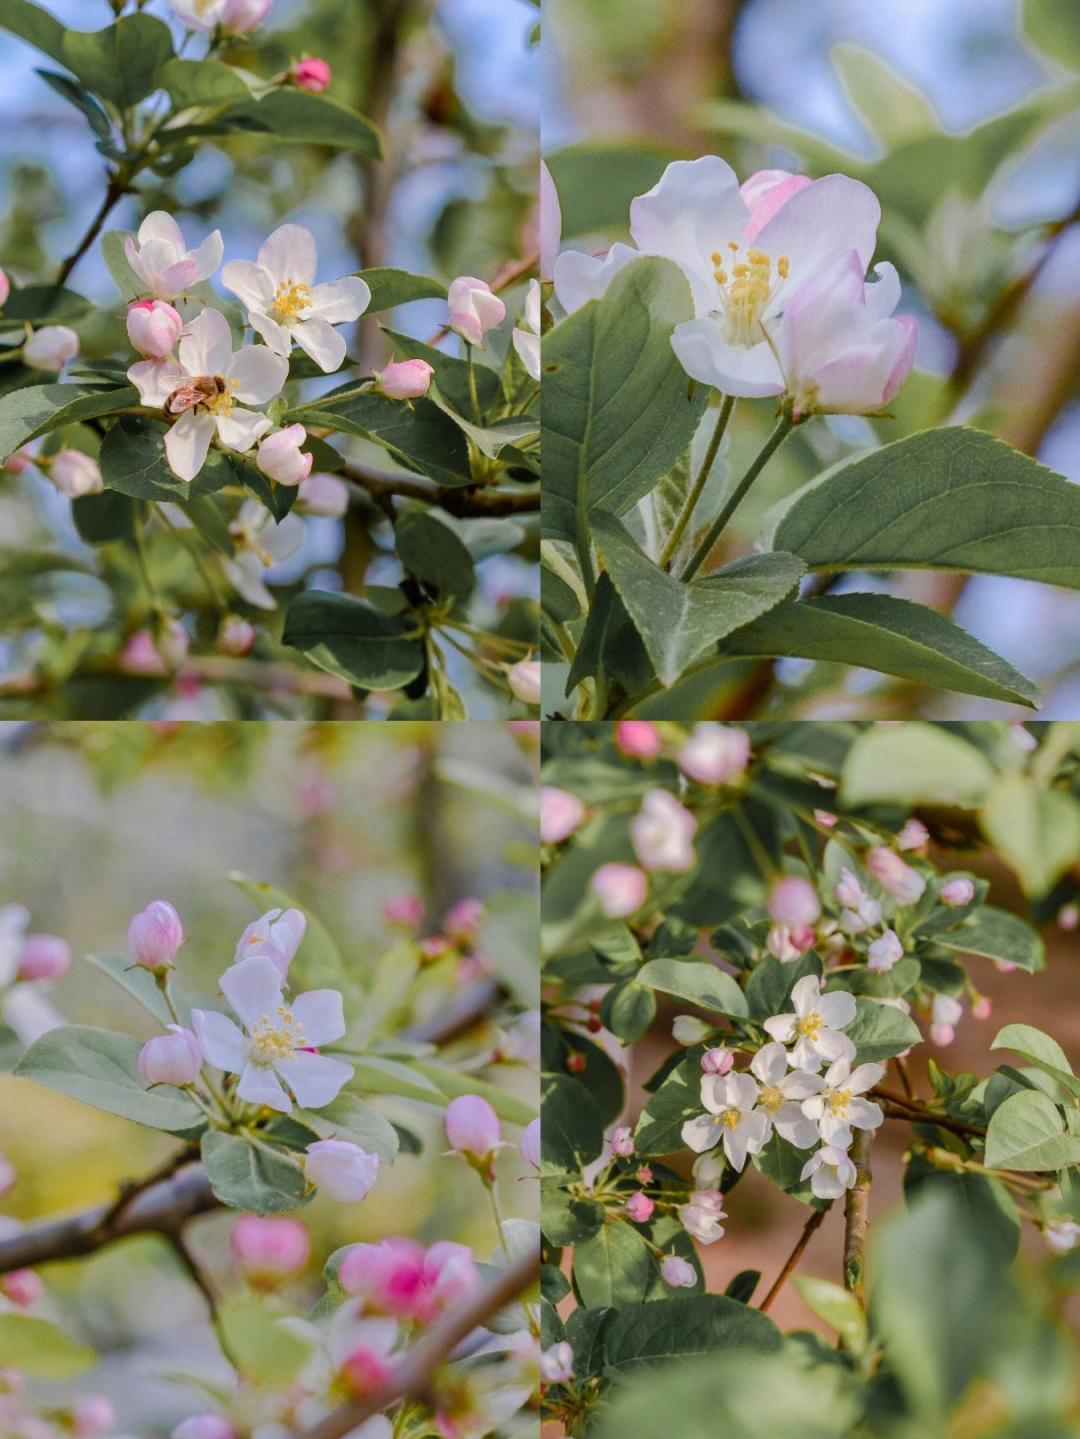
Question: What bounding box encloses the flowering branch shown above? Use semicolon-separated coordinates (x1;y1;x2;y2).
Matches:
301;1247;541;1439
339;462;540;517
842;1129;873;1305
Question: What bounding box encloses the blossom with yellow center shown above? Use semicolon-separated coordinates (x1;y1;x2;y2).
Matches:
763;973;857;1074
801;1056;884;1148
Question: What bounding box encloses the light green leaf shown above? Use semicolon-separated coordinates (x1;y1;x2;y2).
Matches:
771;427;1080;589
281;592;424;691
841;722;995;807
340;1055;447;1105
0;0;69;65
159;56;251;107
590;510;804;687
842;997;922;1062
294;1095;398;1163
476;891;539;1007
983;1089;1080;1171
1023;0;1080;69
636;958;748;1018
227;874;346;990
216;1297;312;1384
289;388;471;488
62;14;174;108
936;907;1045;973
0;383;138;461
0;1315;95;1378
200;1130;309;1214
413;1061;537;1126
791;1275;869;1354
720;592;1039;707
980;773;1080;896
427;385;539;460
991;1023;1080;1099
84;952;175;1025
542;257;709;548
13;1025;203;1132
830;43;940;148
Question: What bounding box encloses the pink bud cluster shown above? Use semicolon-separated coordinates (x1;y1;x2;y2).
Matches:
338;1235;481;1324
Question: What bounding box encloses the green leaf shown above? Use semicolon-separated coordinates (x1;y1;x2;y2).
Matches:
290;389;472;488
544;142;680;238
1023;0;1080;69
200;1130;309;1214
360;268;448;311
410;1061;538;1126
101;230;144;303
475;891;540;1007
771;427;1080;590
980;773;1080;896
636;958;748;1018
634;1055;702;1156
227;874;346;990
601;1295;781;1373
719;592;1039;707
590;510;804;687
61;14;175;108
394;508;475;600
0;0;68;65
0;1315;95;1378
0;283;92;327
159;56;251;107
542;257;709;547
203;90;382;157
217;1296;312;1384
830;43;940;147
13;1025;203;1132
983;1089;1080;1171
84;952;175;1025
0;382;138;461
842;996;922;1062
991;1024;1080;1100
71;490;139;546
573;1221;654;1308
281;592;424;690
36;68;112;139
293;1095;398;1164
791;1275;868;1354
427;385;539;461
841;722;995;807
936;907;1045;973
541;1073;604;1172
542;1186;605;1246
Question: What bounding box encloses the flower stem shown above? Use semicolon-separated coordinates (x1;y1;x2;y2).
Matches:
759;1200;832;1313
658;394;734;571
680;412;796;581
466;344;482;423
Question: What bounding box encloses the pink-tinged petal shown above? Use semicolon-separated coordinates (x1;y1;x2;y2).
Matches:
236;1061;292;1111
258;223;318;288
228;344;290;403
124;236;152;288
179;308;234;377
164;410;216;481
308;275;371;323
741;171;813;244
449;310;483;345
629;156;747;313
290;988;346;1046
881;316;918;403
220;953;285;1028
189;229;224;285
138;211;186;250
670;318;785;397
191;1009;247;1071
863;262;902;321
156;257;199;298
291;316;346;373
552;243;639;314
247;310;292;357
755;175;881;296
540;159;561;280
215;407;272;453
273;1050;353;1108
221;258;276;312
127;357;184;407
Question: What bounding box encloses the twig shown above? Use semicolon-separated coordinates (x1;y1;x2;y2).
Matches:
842;1130;873;1305
892;1055;915;1101
166;1229;244;1372
758;1201;832;1313
56;174;127;286
300;1248;540;1439
873;1089;986;1139
340;462;539;517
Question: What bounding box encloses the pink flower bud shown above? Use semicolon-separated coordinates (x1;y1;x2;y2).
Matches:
447;276;506;346
339;1237;428;1317
611;1126;634;1157
701;1046;733;1076
49;449;103;498
677;723;751;786
1;1270;42;1307
2;447;31;473
939;877;975;907
340;1345;393;1396
444;1094;501;1159
896;818;929;851
256;424;313;486
420;935;449;960
218;614;256;657
72;1397;115;1439
814;809;837;827
127;900;183;969
660;1253;696;1288
138;1025;201;1086
16;934;70;982
867;928;903;972
23;325;79;370
220;0;271;32
625;1192;654;1223
382;893;424;928
126;299;183;357
866;847;926;905
766;923;814;962
768;876;821;929
972;995;992;1020
589;862;648;918
615;720;662;758
291;56;331;93
540;787;586;844
520;1117;540;1169
375;358;433;400
631;789;698;872
0;269;9;306
0;1153;14;1197
298;471;349;515
172;1416;238;1439
636;1164;652;1184
305;1140;379;1201
230;1215;310;1280
834;867;863;908
424;1240;480;1310
508;658;541;705
122;629;164;673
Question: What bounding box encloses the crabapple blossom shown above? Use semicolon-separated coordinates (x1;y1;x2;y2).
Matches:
589;862;648;918
972;995;993;1021
763;973;857;1073
800;1144;858;1200
749;1042;821;1148
224;500;305;610
866;846;926;905
127;900;183;969
48;449;103;498
520;1116;540;1169
677;723;751;786
298;471;349;515
1044;1221;1080;1253
374;358;433;400
615;720;662;758
172;1417;239;1439
425;1241;481;1310
768;875;821;929
16;933;70;981
701;1046;734;1076
222;223;371;372
338;1317;398;1395
170;0;270;34
0;268;8;305
940;876;975;907
291;56;332;92
801;1056;884;1148
815;809;838;827
338;1237;478;1323
539;161;561;281
1059;904;1079;932
896;819;930;851
672;1015;712;1046
834;868;883;933
540;1341;575;1385
1;1269;42;1307
138;1025;202;1086
611;1125;635;1157
508;659;542;705
661;1254;697;1288
512;279;541;381
382;894;424;928
540;786;585;844
304;1139;379;1201
740;168;812;240
23;324;79;370
630;788;698;872
692;1150;726;1187
126;299;183;357
625;1191;654;1223
678;1189;726;1243
256;424;313;485
71;1397;115;1439
867;928;904;972
447;276;506;346
444;897;485;943
218;614;257;657
230;1215;310;1278
191;953;352;1112
767;923;815;962
681;1071;769;1171
124;212;223;299
930;993;963;1046
444;1094;501;1160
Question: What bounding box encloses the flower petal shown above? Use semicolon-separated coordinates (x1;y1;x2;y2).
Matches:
291;988;346;1046
228;344;290;403
179;308;234;378
247;311;292;357
291;316;347;373
189;229;224;285
156;257;199;298
817;990;856;1030
221;259;276;313
671;319;784;396
308;275;371;324
552;242;638;314
220;953;284;1028
164;410;216;482
191;1009;246;1072
681;1113;722;1153
258;223;318;288
629;156;747;314
236;1061;292;1112
755;174;881;297
274;1050;353;1108
138;211;185;250
215;407;272;453
128;357;184;407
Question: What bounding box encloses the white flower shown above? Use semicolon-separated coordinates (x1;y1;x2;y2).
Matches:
930;993;963;1046
257;424;313;486
540;1341;574;1384
223;499;305;610
661;1253;696;1288
512;279;540;380
867;928;904;972
191;953;352;1113
691;1150;726;1187
681;1071;769;1171
124;211;223;300
1044;1220;1080;1253
169;0;270;35
128;310;287;481
762;973;856;1073
630;788;698;872
800;1144;857;1200
49;449;102;498
222;224;370;373
0;904;65;1044
23;325;79;370
749;1042;821;1149
678;1189;726;1243
677;723;751;786
800;1055;884;1148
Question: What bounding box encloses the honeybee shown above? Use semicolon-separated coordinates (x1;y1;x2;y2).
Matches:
163;374;227;417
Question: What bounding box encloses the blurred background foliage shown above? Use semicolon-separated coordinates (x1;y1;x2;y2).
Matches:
0;718;538;1432
546;0;1080;721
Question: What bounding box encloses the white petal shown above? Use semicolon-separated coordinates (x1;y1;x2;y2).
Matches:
274;1051;353;1108
290;988;346;1046
671;321;785;397
236;1061;292;1111
138;211;186;251
755;175;881;296
223;554;276;610
750;1041;786;1086
221;258;275;313
292;316;347;373
247;310;292;356
215;407;272;453
629;156;748;313
816;1030;857;1066
128;357;184;407
818;1112;853;1148
156;257;198;298
727;1072;760;1110
189;229;224;285
849;1063;885;1094
124;236;152;289
164;410;216;482
775;1112;819;1149
791;975;822;1015
552;243;638;314
513;327;540;381
179;308;233;377
817;990;857;1029
724;1128;751;1171
681;1113;722;1153
258;223;318;288
763;1015;796;1043
847;1098;883;1130
228;344;289;403
191;1009;246;1072
308;275;371;323
220;953;284;1028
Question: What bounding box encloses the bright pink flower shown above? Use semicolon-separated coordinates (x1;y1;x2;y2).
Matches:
291;56;331;93
230;1215;310;1280
0;269;9;306
339;1237;429;1318
127;900;183;969
375;358;433;400
126;299;183;357
615;720;662;758
625;1191;654;1223
424;1241;480;1309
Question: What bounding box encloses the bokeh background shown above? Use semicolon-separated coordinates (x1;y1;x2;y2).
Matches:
545;0;1080;719
0;719;539;1431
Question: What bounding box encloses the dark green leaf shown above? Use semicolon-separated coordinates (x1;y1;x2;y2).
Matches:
574;1222;654;1308
541;1072;604;1172
204;90;382;157
936;907;1045;973
0;383;138;460
0;283;92;327
842;996;922;1062
636;957;748;1017
291;389;471;488
360;268;448;311
0;0;68;65
35;68;112;138
71;489;139;545
282;591;424;689
394;508;476;600
601;1295;781;1373
61;14;175;108
159;56;251;107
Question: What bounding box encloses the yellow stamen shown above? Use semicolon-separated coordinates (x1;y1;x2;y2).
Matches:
273;280;312;318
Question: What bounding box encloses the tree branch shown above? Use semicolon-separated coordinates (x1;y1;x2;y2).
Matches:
300;1247;540;1439
758;1200;832;1313
56;174;127;286
842;1130;873;1305
340;462;539;517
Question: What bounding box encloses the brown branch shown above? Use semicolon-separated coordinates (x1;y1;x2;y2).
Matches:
842;1130;873;1305
340;462;539;517
56;174;127;286
758;1200;832;1314
873;1088;986;1139
301;1248;540;1439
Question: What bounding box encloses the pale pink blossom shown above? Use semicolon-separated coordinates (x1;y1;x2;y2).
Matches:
71;1397;115;1439
520;1116;540;1169
230;1214;310;1278
374;358;433;399
0;269;8;306
701;1046;733;1076
940;876;975;907
444;1094;501;1158
661;1253;696;1288
305;1139;379;1201
16;934;70;982
768;875;821;929
896;818;929;851
1;1269;42;1307
382;894;424;929
677;723;751;785
678;1189;726;1243
299;471;349;516
508;659;541;705
930;993;963;1046
540;1340;574;1384
126;299;184;357
589;862;648;918
512;280;541;380
447;276;506;346
866;846;926;905
767;922;815;961
218;614;256;657
127;900;183;969
611;1126;635;1157
23;325;79;370
124;211;223;299
138;1025;202;1086
631;789;697;872
256;424;313;485
540;786;586;844
625;1191;653;1223
867;928;904;972
800;1145;857;1200
172;1417;238;1439
740;168;812;241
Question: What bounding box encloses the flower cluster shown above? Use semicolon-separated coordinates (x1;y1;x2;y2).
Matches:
0;902;69;1045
